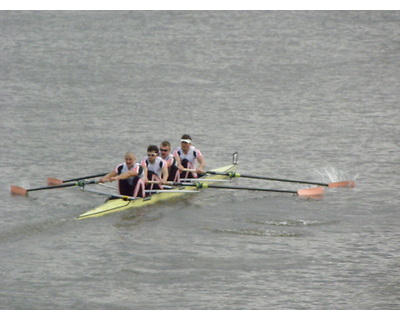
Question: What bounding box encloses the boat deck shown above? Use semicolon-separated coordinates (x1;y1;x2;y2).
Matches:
77;162;237;219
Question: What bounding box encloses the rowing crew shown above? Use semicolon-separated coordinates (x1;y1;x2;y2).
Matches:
99;134;206;197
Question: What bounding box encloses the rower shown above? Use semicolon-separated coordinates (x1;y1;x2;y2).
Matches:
99;152;145;197
141;145;169;190
159;140;181;182
173;134;206;179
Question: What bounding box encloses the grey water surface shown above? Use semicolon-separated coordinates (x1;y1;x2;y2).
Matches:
1;11;399;309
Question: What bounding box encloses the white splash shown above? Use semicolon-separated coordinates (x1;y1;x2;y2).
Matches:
317;166;359;183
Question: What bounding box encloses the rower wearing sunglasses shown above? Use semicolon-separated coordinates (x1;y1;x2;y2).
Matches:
173;134;206;179
159;140;181;182
141;145;169;189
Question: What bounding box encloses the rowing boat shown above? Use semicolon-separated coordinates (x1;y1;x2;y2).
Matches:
10;152;333;219
77;154;239;219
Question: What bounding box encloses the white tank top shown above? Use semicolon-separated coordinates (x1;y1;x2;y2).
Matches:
141;157;167;177
163;153;177;167
173;146;202;164
115;163;144;179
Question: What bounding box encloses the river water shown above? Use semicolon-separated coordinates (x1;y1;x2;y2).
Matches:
1;11;399;310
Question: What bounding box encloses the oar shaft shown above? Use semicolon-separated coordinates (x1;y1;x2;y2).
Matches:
145;190;199;193
206;171;329;186
238;174;329;186
53;173;108;184
81;188;138;200
11;179;98;196
179;179;230;182
205;184;297;194
168;182;297;194
27;181;79;192
167;182;323;196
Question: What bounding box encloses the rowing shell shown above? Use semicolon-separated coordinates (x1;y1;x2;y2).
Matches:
77;162;238;219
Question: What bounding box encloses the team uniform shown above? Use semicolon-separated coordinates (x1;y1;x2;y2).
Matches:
141;156;168;189
114;162;145;197
162;153;180;182
173;145;203;179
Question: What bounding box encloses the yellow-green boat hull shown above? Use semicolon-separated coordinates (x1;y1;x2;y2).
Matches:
77;163;237;219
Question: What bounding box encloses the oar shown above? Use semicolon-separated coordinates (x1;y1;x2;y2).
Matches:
179;178;232;183
47;173;108;186
205;185;324;197
145;189;199;193
166;182;324;197
147;179;230;183
11;180;98;196
80;188;139;201
97;182;198;194
81;187;198;199
203;170;355;188
98;183;118;190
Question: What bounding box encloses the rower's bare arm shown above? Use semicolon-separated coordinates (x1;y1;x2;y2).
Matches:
143;167;148;183
174;154;182;168
110;169;138;181
162;166;169;183
197;155;206;173
99;171;117;183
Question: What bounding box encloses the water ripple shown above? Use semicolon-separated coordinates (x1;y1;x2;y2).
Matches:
247;219;339;227
211;228;304;237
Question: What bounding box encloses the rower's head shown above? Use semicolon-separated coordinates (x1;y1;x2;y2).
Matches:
180;134;192;152
125;152;136;168
160;141;171;159
147;145;159;161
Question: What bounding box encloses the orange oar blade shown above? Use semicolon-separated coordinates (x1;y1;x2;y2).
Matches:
328;181;355;188
10;185;28;196
297;186;325;197
47;177;64;186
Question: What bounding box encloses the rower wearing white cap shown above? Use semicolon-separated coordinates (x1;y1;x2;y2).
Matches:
173;134;206;179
